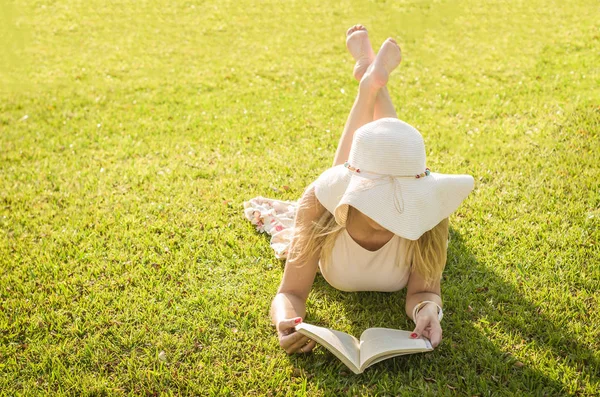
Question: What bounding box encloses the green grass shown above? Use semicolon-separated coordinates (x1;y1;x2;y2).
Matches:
1;0;598;395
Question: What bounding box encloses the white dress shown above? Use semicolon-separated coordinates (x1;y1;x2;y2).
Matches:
319;228;411;292
243;195;411;292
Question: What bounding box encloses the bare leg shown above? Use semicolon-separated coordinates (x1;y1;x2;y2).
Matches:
346;25;399;120
332;84;379;167
333;38;402;167
374;86;397;119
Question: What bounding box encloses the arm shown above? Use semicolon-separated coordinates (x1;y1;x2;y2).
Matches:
405;270;442;321
405;267;443;347
270;184;326;353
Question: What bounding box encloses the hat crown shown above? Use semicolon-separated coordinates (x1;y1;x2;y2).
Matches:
348;118;426;175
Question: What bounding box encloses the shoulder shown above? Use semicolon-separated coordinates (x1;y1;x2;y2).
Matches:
299;182;328;219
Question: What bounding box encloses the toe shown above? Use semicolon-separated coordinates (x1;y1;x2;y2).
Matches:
385;38;400;49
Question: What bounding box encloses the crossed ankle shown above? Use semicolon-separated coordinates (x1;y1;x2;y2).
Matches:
359;74;385;93
358;84;382;99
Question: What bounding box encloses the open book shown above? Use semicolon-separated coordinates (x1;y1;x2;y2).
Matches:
295;322;433;374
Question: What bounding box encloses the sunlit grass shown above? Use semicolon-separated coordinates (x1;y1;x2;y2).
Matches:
1;0;598;395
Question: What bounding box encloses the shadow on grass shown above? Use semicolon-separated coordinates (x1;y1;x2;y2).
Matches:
288;227;597;395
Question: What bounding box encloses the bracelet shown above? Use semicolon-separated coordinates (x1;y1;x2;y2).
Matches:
412;300;443;323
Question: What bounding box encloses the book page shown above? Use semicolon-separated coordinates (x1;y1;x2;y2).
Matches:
358;328;433;370
295;323;361;373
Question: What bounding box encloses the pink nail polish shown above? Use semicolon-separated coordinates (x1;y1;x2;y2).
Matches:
410;333;418;338
295;318;302;324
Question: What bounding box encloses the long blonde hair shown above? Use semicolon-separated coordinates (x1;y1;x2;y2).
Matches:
289;185;449;286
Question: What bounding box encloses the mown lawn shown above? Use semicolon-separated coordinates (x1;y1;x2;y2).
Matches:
1;0;598;395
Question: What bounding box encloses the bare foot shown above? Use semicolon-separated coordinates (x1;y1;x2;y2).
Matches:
359;38;402;90
346;25;376;81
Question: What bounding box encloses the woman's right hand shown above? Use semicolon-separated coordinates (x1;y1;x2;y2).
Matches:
277;317;317;355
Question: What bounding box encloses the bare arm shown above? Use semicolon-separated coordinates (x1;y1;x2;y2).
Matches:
270;183;326;327
405;269;442;321
405;261;444;347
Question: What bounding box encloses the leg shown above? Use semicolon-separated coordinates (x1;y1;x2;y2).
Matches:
333;38;402;167
346;25;398;121
374;86;398;120
332;84;379;167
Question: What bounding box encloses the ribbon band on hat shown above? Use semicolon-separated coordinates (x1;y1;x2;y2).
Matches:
344;160;431;179
343;160;433;216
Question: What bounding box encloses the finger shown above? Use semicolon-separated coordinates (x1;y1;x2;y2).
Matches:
280;332;307;353
297;339;317;354
421;325;432;337
418;321;441;345
429;325;443;348
286;335;311;354
279;330;305;347
277;317;302;334
411;316;428;338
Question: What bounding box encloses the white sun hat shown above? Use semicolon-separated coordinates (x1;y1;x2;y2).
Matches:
313;117;474;240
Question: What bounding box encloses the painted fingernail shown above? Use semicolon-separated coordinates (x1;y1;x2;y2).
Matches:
410;333;418;338
295;318;302;324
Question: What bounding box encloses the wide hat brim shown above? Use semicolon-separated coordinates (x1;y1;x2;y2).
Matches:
313;164;474;240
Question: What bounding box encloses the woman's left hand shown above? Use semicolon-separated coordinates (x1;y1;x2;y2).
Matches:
410;303;443;348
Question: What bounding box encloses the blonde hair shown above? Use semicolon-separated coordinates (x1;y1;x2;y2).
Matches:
289;185;449;286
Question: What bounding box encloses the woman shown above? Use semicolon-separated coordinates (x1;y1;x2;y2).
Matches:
270;25;474;355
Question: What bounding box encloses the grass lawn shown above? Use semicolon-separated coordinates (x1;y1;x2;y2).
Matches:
1;0;599;395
